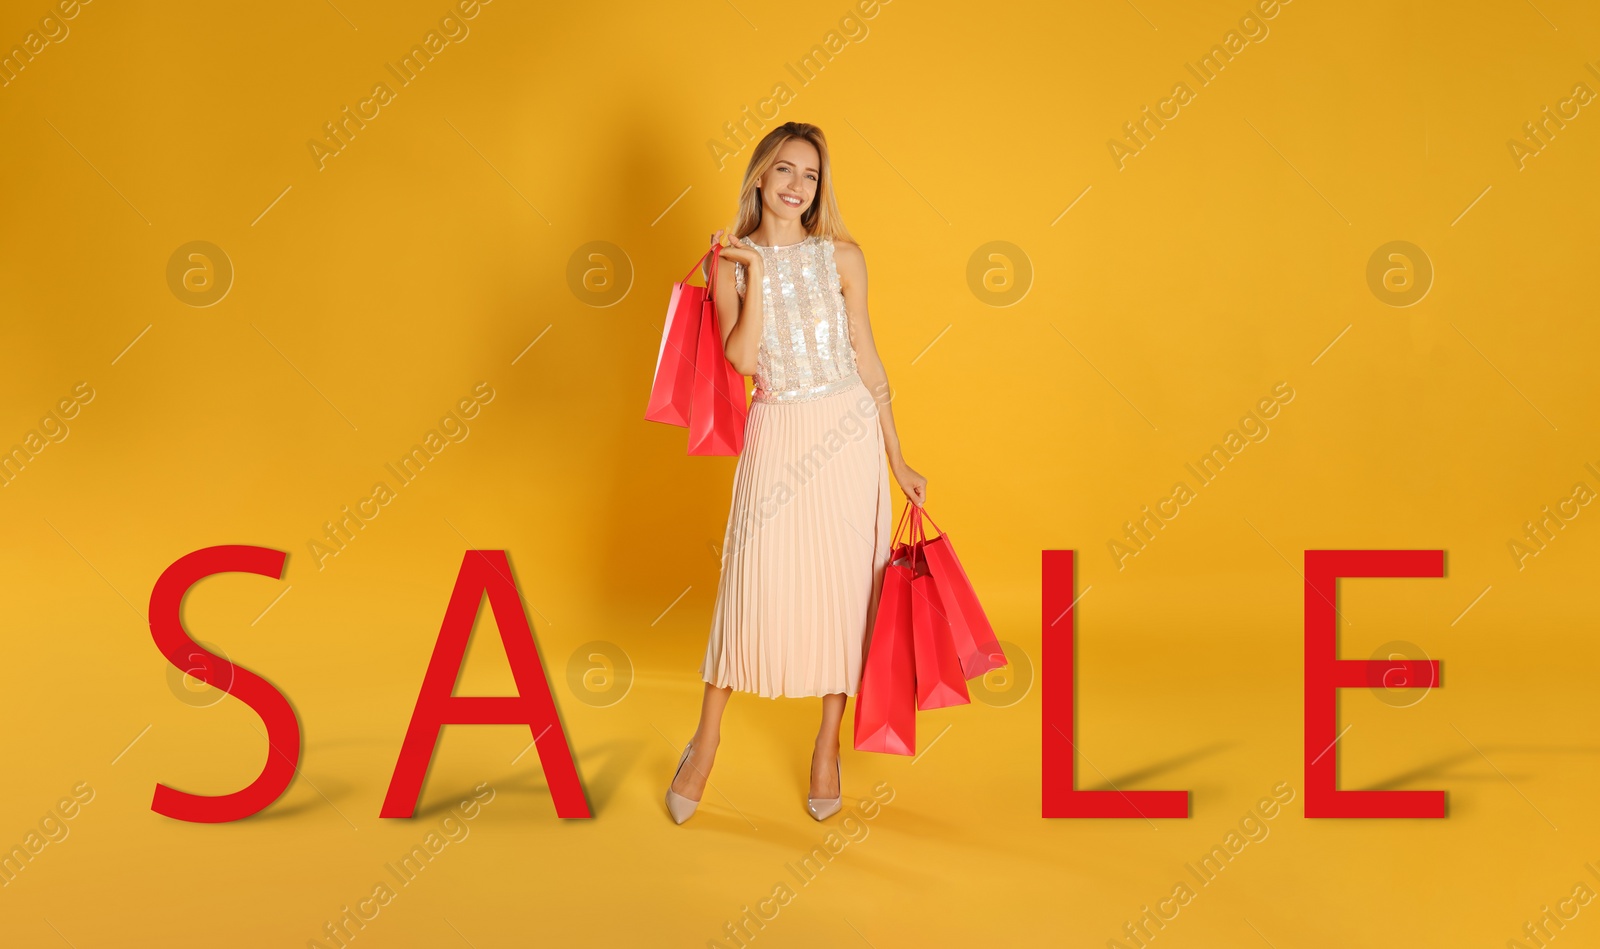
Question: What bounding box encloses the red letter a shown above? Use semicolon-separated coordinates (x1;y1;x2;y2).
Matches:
381;550;591;819
1041;550;1188;818
1305;549;1444;818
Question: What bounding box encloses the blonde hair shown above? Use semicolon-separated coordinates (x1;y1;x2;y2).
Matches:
727;122;857;247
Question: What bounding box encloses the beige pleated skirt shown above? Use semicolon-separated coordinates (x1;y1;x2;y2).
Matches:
700;376;894;699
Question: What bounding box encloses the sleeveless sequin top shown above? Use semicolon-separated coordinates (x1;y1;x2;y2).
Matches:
732;234;862;403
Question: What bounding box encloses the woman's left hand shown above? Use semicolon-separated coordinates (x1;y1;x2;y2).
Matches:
892;460;927;506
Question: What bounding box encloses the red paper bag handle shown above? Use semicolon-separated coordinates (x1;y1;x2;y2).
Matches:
681;241;723;290
893;502;920;569
896;502;931;572
909;503;943;541
893;500;913;544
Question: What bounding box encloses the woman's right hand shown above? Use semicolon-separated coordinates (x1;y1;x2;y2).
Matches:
710;229;762;270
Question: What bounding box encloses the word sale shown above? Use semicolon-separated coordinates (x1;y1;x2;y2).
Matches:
148;545;1448;823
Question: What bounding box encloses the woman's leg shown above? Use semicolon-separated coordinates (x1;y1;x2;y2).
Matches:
810;692;847;797
672;682;733;801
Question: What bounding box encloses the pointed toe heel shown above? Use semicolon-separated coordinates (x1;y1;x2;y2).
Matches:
807;752;843;821
665;741;700;825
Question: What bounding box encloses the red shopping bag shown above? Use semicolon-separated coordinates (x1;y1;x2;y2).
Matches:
909;549;971;710
904;506;970;710
853;537;917;756
912;505;1007;680
686;280;749;456
644;244;719;428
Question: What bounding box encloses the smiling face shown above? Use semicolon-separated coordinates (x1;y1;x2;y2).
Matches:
757;137;821;224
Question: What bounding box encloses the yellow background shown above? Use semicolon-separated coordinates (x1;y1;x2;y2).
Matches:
2;0;1598;945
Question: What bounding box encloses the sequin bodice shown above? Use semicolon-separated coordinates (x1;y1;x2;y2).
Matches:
732;234;861;403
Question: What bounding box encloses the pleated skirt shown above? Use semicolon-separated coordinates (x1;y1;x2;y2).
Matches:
700;377;894;699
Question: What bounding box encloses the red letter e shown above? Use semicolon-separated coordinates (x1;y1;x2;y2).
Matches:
1305;549;1444;818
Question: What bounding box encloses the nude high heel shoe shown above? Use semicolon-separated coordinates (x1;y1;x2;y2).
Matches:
665;740;700;825
807;750;843;821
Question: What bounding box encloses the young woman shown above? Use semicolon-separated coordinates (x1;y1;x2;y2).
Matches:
666;121;927;824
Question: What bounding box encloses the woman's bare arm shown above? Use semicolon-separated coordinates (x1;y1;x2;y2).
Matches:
707;231;764;375
834;240;927;505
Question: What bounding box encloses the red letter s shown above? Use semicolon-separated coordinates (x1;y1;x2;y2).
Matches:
149;546;299;823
